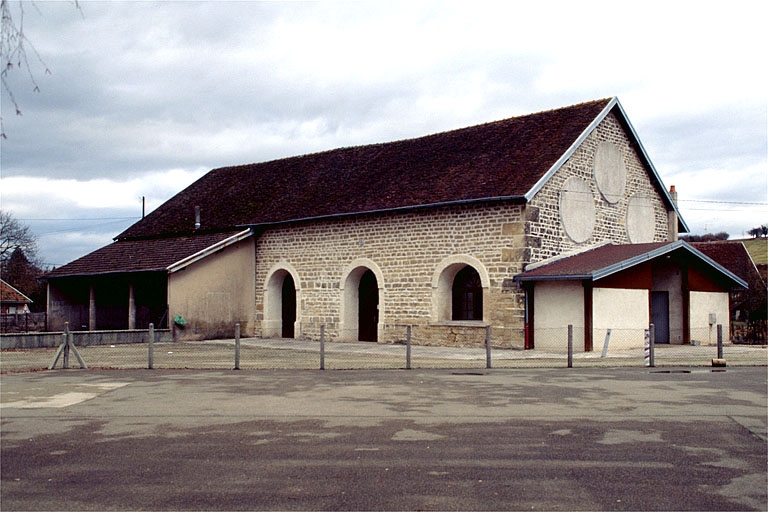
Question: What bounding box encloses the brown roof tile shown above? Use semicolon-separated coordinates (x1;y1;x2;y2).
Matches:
118;98;613;239
45;231;239;278
1;279;32;304
517;243;672;279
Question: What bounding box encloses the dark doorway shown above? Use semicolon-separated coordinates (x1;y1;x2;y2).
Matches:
281;274;296;339
651;291;670;344
452;266;483;321
358;270;378;342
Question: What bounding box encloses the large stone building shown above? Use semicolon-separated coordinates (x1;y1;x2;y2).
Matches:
44;97;746;350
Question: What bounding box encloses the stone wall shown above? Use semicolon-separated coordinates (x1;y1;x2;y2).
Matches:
526;112;670;265
252;113;672;349
254;202;527;348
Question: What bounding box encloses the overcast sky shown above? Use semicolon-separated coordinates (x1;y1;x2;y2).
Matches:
1;0;766;268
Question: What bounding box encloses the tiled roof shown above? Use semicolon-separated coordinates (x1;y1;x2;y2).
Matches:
691;241;761;283
0;279;32;304
516;241;748;288
517;242;673;280
45;231;240;279
118;98;613;240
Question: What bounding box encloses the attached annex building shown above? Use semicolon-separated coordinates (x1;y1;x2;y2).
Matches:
45;97;746;351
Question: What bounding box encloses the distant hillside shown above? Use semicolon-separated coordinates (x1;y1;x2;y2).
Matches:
742;237;768;265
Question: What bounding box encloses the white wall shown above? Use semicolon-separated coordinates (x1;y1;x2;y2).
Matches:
593;288;649;350
534;281;584;351
168;238;255;340
689;291;730;345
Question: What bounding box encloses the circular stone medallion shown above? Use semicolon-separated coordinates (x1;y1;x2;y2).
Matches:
593;142;627;204
626;194;656;243
559;177;595;243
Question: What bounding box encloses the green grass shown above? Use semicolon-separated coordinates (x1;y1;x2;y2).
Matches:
742;237;768;265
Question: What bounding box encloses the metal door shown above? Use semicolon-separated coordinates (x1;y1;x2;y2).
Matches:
651;291;670;344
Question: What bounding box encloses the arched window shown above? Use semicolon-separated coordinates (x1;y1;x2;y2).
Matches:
452;266;483;321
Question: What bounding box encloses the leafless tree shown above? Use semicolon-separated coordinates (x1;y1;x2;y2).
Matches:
0;209;38;267
1;0;80;138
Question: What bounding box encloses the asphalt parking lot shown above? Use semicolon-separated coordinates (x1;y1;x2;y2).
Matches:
1;367;766;511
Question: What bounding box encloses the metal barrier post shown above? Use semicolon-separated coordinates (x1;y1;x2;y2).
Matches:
49;321;86;370
567;325;573;368
601;329;612;358
649;323;655;368
406;325;412;370
234;323;241;370
63;322;71;369
717;324;723;360
485;325;492;369
320;324;325;370
148;323;154;369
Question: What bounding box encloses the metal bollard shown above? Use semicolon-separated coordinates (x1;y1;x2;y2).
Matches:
567;324;573;368
63;322;71;369
406;325;412;370
148;323;155;369
485;325;492;369
320;324;325;370
649;323;655;368
234;323;241;370
717;324;723;360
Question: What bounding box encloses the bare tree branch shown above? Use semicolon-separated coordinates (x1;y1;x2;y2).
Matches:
1;0;81;138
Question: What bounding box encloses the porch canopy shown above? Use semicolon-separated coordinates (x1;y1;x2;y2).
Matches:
514;241;747;351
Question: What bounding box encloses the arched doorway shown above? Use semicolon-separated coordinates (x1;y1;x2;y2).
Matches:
358;269;379;342
281;273;296;338
263;265;301;339
452;265;483;320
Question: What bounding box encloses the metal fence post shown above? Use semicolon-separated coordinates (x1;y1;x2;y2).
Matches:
234;323;241;370
63;322;71;369
406;325;412;370
567;324;573;368
320;324;325;370
601;329;612;358
148;323;154;369
717;324;723;360
485;325;492;369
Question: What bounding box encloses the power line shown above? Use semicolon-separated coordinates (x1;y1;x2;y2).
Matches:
678;199;768;206
18;217;139;221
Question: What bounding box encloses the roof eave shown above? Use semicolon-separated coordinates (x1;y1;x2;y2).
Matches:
240;196;527;230
524;97;618;202
522;97;690;234
515;274;593;283
167;229;253;273
516;240;748;289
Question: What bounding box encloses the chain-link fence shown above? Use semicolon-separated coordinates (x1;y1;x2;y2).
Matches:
2;323;767;373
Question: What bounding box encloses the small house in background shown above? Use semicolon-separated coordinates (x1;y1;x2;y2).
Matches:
43;97;748;350
1;279;32;315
